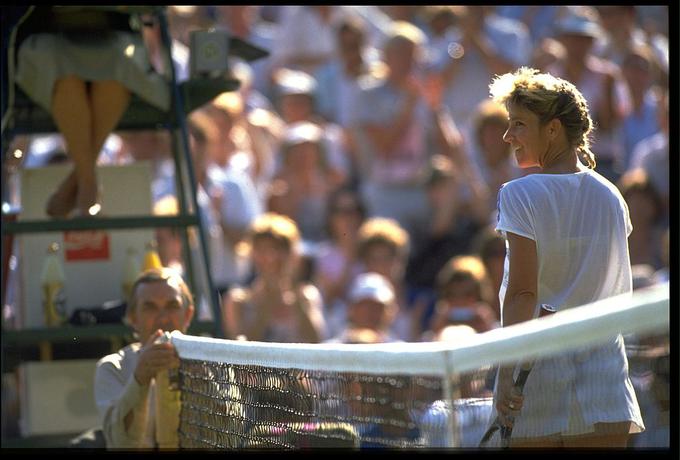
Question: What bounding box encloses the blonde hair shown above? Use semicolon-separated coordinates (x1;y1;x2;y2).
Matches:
489;66;596;169
357;217;410;260
249;212;301;254
436;255;493;305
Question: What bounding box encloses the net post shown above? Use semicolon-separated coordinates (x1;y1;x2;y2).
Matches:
442;351;460;448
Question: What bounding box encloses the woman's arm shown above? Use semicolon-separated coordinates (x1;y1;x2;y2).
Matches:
295;285;327;343
502;232;538;326
495;231;538;424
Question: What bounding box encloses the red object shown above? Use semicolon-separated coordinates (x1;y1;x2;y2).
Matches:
64;231;111;261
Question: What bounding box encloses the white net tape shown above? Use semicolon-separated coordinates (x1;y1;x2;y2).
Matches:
171;282;669;376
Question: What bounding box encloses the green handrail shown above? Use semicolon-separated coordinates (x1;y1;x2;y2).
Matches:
1;215;200;234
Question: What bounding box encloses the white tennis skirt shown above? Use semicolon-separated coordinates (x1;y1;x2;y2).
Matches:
15;30;170;113
490;333;645;439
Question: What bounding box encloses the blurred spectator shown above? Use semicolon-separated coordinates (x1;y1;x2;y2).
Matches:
152;195;184;276
117;130;176;204
225;61;288;205
530;37;566;73
617;169;665;269
345;6;395;50
229;58;273;114
594;6;668;82
635;6;669;38
405;155;486;296
140;11;189;82
166;5;214;47
355;21;468;249
430;6;531;139
469;100;523;211
267;122;340;242
314;16;386;186
313;187;367;338
547;8;629;183
494;6;564;46
423;255;499;340
188;110;261;295
421;6;457;56
620;44;662;170
270;6;347;76
472;226;507;321
628;89;668;215
381;6;428;31
355;217;426;342
325;272;401;344
216;6;278;100
273;68;351;187
203;91;258;180
314;15;383;128
221;213;327;343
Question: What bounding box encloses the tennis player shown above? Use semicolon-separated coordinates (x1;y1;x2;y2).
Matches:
489;67;644;447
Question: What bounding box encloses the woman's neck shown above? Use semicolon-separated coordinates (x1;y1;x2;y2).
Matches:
540;147;585;174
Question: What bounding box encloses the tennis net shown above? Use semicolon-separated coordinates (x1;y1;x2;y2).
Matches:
167;282;669;449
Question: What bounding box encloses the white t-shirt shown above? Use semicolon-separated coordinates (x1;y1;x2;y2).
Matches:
495;169;633;318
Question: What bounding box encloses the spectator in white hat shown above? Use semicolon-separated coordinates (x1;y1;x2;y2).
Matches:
326;272;401;343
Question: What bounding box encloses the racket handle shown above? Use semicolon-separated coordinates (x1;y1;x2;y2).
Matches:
513;363;533;392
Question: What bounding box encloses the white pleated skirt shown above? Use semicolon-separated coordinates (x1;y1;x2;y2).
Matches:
490;333;645;439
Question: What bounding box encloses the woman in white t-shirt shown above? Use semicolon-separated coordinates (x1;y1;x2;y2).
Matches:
487;67;643;447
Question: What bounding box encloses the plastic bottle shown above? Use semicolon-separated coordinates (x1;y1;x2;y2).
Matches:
143;241;163;271
41;242;67;327
122;247;141;301
154;331;181;449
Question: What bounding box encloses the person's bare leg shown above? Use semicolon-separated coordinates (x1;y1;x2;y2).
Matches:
46;169;78;217
81;80;131;215
561;422;631;448
48;76;93;217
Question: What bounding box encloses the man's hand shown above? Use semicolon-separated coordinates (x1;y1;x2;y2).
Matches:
133;329;180;387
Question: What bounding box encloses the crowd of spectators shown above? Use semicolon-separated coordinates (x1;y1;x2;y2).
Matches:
14;6;669;345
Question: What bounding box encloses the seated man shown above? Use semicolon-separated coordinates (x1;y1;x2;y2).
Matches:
94;267;195;448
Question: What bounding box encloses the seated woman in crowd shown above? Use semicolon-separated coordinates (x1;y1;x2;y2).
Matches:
313;187;367;337
221;212;327;343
